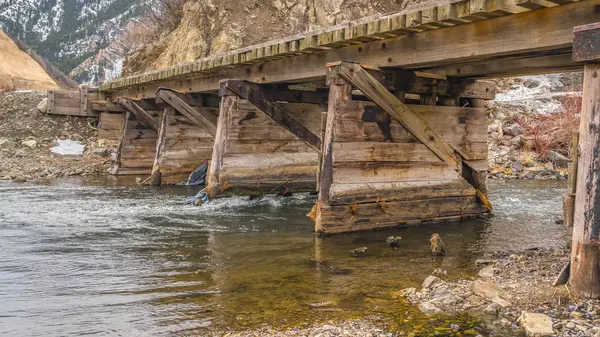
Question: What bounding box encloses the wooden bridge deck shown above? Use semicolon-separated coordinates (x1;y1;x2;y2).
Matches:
100;0;600;99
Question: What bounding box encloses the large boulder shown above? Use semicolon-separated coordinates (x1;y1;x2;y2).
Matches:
518;312;554;337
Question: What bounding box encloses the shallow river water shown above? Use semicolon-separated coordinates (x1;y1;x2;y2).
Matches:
0;179;569;336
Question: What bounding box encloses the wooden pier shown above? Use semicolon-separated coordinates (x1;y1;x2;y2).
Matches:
58;0;600;234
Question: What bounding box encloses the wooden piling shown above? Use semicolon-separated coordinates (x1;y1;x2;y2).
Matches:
569;23;600;299
563;131;579;227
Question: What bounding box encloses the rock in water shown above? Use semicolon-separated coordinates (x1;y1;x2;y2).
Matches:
350;247;367;257
518;312;554;337
430;233;446;255
386;236;402;247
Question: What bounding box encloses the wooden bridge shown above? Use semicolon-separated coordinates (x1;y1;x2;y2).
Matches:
62;0;600;234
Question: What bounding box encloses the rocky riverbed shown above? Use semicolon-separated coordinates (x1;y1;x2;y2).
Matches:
209;248;600;337
0;91;114;182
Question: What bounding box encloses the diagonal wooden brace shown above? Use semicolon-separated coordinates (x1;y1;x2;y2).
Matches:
156;89;218;137
332;61;464;171
221;79;322;152
117;98;159;132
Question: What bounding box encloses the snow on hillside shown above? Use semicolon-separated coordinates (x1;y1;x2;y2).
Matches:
0;0;143;84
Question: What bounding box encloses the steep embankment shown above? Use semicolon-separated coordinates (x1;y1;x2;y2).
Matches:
0;29;58;91
123;0;423;75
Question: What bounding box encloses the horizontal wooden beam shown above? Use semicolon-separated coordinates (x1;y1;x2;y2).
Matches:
103;1;600;99
156;89;218;137
117;98;159;131
222;80;322;152
438;53;581;78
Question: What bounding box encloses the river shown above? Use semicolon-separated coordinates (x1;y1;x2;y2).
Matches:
0;179;569;336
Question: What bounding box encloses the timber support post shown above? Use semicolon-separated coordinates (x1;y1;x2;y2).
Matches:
569;23;600;298
315;61;491;234
207;80;324;198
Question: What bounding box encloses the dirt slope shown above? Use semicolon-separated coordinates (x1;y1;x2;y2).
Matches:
0;29;59;91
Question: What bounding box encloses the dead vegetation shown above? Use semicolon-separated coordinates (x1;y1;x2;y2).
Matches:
518;95;581;158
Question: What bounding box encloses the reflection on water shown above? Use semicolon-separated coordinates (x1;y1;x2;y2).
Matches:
0;178;569;336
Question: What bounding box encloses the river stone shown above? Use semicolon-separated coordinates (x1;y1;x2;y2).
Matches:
518;312;554;337
422;275;442;289
471;279;509;300
478;265;496;279
492;296;512;308
419;301;443;315
0;138;16;150
484;302;502;315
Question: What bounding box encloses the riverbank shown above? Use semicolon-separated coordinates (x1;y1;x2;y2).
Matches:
209;247;600;337
0;91;113;182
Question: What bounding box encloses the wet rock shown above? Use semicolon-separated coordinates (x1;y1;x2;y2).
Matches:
523;79;541;88
478;265;496;279
484;302;502;315
350;247;367;257
423;275;442;289
386;236;402;248
419;301;443;315
518;312;554;337
432;267;447;277
430;233;445;255
475;259;493;267
504;123;522;137
37;98;48;113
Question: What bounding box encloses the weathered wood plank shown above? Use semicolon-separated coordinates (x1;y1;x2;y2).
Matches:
222;80;322;151
332;162;461;184
335;62;462;171
332;142;442;163
156;89;217;137
329;179;477;205
118;98;160;131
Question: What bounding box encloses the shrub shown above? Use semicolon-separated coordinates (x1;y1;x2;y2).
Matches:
519;95;581;158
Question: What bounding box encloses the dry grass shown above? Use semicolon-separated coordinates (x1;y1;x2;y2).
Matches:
519;95;581;158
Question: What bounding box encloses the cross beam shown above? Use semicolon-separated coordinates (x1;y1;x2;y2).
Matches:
332;61;464;171
220;80;322;152
156;89;218;137
117;98;159;131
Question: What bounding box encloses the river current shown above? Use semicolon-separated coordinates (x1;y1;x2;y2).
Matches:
0;179;569;336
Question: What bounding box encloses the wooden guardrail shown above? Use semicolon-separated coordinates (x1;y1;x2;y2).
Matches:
47;86;99;117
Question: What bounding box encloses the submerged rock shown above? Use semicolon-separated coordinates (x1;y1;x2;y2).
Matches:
386;236;402;248
518;312;554;337
419;301;443;315
350;247;367;257
430;233;446;255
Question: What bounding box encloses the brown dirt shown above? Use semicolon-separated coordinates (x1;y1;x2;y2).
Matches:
0;29;58;91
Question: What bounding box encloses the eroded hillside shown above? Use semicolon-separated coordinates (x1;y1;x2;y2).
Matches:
123;0;423;75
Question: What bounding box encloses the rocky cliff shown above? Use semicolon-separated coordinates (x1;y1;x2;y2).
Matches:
123;0;421;75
